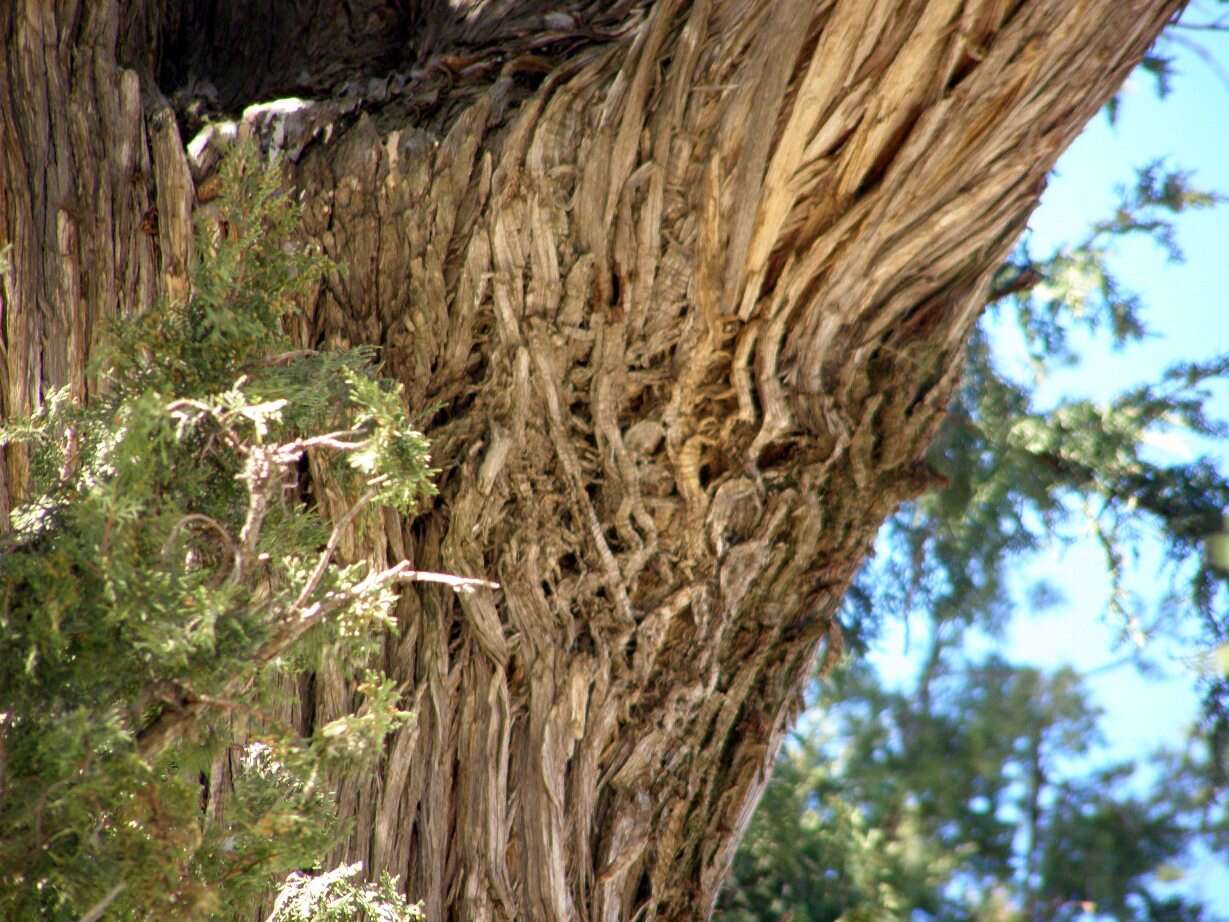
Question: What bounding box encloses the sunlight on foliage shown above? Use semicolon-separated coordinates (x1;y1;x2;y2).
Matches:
0;144;435;920
267;863;423;922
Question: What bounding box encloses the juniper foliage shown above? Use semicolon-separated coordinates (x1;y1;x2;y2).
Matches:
0;145;433;921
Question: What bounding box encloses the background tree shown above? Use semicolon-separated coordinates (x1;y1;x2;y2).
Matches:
0;1;1204;920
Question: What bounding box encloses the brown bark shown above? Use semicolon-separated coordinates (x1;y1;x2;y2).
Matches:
0;2;1182;920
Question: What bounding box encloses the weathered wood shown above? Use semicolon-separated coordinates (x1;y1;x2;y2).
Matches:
0;2;1183;920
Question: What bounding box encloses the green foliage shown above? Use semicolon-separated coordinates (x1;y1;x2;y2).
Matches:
721;732;947;922
721;655;1206;922
0;144;433;920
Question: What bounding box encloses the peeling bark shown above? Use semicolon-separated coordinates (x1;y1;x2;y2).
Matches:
0;1;1182;920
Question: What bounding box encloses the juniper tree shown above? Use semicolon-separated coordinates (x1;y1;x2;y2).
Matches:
0;1;1208;920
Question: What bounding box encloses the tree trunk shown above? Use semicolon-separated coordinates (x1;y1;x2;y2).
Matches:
0;2;1181;920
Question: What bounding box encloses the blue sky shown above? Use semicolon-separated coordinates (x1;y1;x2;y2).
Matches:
868;17;1229;914
998;18;1229;761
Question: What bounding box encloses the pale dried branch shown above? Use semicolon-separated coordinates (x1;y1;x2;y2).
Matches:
231;446;289;584
241;561;500;694
289;482;384;612
136;546;499;758
395;569;501;592
75;883;126;922
262;348;319;366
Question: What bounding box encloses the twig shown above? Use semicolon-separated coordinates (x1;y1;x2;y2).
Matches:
1167;32;1229;91
230;446;285;584
76;883;126;922
262;349;319;366
245;561;415;678
135;556;498;758
295;436;367;451
162;513;237;587
289;482;383;613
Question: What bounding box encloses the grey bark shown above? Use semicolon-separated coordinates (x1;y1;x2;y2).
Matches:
0;2;1182;920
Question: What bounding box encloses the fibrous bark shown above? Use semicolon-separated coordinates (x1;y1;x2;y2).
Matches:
0;2;1181;920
